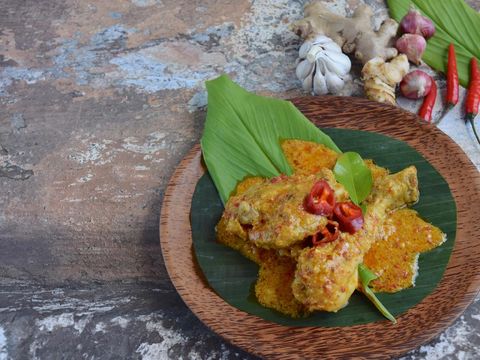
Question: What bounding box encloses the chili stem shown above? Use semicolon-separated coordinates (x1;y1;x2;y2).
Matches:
469;118;480;145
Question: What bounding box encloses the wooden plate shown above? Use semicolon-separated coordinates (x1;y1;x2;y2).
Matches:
160;96;480;359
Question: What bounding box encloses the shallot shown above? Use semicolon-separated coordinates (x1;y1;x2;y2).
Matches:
400;70;432;99
400;8;436;39
396;34;426;65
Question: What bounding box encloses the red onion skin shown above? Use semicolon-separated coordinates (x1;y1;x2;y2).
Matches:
396;34;426;65
400;9;436;39
400;70;433;99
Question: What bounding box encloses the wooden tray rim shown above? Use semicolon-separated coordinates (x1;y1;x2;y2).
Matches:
160;96;480;359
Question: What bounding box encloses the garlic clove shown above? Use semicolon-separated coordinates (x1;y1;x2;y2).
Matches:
320;42;343;55
306;44;325;63
302;70;314;92
313;67;328;95
313;60;330;95
296;59;314;81
312;35;343;53
318;51;351;75
299;41;312;59
316;59;327;76
311;35;333;45
324;71;345;94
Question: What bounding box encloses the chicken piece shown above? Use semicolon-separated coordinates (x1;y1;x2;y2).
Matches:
216;215;273;264
366;165;419;221
364;159;389;181
220;169;348;249
292;166;419;312
219;176;309;317
218;214;307;317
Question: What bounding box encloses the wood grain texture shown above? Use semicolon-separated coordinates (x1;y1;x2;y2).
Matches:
160;96;480;359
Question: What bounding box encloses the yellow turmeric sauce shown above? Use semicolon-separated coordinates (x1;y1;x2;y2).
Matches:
364;208;445;292
255;252;306;316
281;139;339;174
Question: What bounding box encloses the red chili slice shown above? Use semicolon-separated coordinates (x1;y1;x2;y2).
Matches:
333;201;364;234
311;220;340;246
304;180;336;216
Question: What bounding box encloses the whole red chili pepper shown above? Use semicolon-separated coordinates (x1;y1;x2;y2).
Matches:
311;220;339;246
466;57;480;121
304;180;336;217
446;43;459;108
333;201;364;234
418;76;437;122
466;57;480;144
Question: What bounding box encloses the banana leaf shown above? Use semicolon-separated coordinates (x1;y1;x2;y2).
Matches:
191;128;456;326
387;0;480;87
201;75;340;204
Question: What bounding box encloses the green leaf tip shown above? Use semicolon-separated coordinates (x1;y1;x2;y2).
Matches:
201;74;340;204
358;264;397;324
360;203;368;215
333;152;373;205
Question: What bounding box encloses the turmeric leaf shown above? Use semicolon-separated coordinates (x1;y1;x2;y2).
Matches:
358;264;397;323
201;75;340;203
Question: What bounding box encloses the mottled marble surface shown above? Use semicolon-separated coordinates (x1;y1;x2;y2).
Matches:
0;0;479;359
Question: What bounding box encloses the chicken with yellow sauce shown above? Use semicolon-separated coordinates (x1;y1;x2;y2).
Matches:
292;166;418;312
221;169;348;250
216;139;445;317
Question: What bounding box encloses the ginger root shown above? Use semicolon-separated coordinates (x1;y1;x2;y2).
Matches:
291;2;398;65
362;54;410;105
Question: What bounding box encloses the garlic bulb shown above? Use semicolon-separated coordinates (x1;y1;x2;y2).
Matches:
296;35;351;95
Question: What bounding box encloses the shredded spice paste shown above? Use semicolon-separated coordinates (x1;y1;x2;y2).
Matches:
364;208;445;292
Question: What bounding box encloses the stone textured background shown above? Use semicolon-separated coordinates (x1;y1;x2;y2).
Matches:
0;0;479;358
